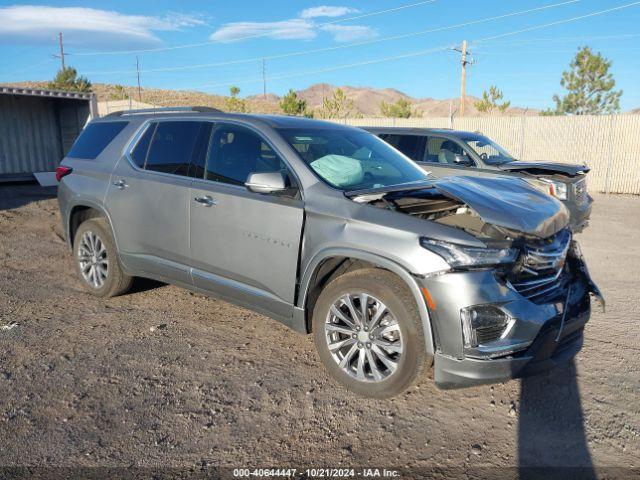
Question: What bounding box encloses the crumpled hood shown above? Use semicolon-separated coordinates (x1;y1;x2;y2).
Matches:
433;175;569;238
497;161;589;177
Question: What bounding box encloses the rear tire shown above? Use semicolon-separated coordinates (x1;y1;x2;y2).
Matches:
312;268;428;398
73;218;133;298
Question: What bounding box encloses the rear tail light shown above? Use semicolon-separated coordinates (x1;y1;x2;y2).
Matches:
55;166;72;182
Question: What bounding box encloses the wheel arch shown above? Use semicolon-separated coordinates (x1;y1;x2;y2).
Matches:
298;248;435;355
66;200;118;251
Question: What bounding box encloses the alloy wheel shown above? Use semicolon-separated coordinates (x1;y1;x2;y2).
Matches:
77;230;109;289
324;292;403;382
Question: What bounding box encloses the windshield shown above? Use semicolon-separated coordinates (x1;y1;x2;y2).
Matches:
461;134;514;165
277;128;429;191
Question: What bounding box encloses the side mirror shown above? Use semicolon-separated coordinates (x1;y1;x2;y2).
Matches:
454;154;473;166
245;172;286;194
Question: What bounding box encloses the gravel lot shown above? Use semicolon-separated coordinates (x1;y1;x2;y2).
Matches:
0;184;638;478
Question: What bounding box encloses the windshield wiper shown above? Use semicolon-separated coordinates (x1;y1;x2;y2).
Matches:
344;180;434;198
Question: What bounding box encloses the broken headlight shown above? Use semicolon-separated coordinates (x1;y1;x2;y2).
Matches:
420;238;518;268
526;178;568;200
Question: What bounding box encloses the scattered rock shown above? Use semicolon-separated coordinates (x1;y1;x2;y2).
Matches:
508;401;517;417
0;321;18;331
150;324;167;332
471;444;482;455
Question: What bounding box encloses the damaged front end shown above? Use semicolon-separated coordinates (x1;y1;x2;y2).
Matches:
348;176;604;388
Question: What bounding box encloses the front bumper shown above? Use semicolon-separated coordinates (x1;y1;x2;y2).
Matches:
419;247;602;389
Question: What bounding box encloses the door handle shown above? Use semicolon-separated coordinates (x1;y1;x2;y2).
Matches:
113;179;129;190
194;195;216;207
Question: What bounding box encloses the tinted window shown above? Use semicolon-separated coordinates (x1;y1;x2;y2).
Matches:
130;123;156;168
67;121;128;159
205;124;290;186
278;128;427;191
145;121;203;176
379;134;423;161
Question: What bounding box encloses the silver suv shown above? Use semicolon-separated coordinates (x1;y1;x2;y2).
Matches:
57;107;603;398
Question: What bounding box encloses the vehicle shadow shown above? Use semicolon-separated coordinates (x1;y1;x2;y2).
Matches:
129;277;166;294
518;360;595;480
0;183;58;211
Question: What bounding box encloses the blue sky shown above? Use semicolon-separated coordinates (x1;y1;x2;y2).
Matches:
1;0;639;110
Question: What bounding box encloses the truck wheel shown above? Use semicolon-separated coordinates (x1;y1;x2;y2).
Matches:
73;218;133;298
312;268;428;398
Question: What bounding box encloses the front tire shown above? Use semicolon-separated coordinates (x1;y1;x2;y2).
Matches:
73;218;133;298
312;268;428;398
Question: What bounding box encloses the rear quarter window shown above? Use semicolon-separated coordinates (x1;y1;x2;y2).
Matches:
67;121;128;160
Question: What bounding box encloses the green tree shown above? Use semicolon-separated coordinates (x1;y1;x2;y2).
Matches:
379;98;417;118
317;88;356;119
280;89;308;116
109;84;129;100
225;85;247;113
544;46;622;115
48;67;92;93
474;86;510;113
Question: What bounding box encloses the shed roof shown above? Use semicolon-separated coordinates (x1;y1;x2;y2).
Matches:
0;86;93;101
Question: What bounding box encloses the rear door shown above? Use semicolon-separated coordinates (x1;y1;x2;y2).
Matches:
106;120;205;284
189;122;304;320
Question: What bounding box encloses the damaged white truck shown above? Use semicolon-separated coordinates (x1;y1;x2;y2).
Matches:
57;110;604;398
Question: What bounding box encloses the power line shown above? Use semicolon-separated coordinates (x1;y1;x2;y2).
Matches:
194;46;451;89
473;32;640;48
72;0;439;57
472;0;640;45
82;0;580;76
184;0;640;92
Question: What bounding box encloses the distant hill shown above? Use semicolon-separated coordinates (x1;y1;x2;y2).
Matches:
5;81;538;117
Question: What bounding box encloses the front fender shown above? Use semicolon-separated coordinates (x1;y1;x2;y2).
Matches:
299;247;435;355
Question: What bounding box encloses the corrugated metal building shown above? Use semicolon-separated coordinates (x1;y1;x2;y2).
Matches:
0;86;97;180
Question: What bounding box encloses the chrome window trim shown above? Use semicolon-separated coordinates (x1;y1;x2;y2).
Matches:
121;117;304;198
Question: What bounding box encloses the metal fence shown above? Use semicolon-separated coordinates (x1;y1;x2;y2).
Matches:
332;115;640;195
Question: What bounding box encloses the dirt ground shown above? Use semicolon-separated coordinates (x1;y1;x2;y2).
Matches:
0;184;638;478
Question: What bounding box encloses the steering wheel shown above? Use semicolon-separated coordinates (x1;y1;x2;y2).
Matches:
480;152;489;161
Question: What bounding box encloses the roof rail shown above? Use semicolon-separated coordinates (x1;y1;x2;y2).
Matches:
104;106;223;118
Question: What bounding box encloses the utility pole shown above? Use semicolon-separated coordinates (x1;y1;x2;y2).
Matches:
52;32;66;71
453;40;473;116
136;56;142;102
261;59;266;99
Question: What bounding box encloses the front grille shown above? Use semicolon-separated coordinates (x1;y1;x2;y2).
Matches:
510;229;572;303
573;178;588;206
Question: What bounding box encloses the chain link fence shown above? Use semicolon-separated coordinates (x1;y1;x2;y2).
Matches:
332;115;640;195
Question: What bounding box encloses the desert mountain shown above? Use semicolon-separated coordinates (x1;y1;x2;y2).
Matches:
7;81;538;116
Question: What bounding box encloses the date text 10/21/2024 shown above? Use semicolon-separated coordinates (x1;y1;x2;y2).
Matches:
232;468;401;478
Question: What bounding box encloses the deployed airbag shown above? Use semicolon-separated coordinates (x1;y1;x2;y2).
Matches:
310;154;364;187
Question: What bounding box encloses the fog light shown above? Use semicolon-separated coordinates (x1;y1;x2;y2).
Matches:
461;305;512;348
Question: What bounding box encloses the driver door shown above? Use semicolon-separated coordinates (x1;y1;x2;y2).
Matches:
189;122;304;321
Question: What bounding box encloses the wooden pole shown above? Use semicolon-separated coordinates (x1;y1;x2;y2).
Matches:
459;40;467;117
58;32;65;70
136;56;142;102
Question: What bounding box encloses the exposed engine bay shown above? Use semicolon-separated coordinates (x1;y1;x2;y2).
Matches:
348;175;571;242
367;188;512;241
